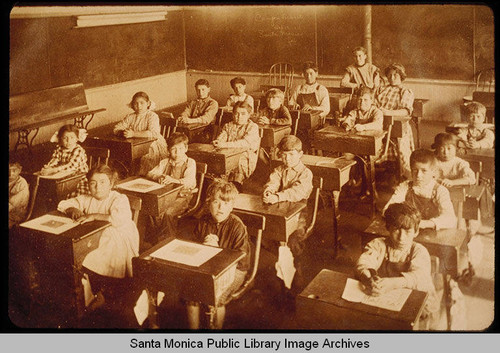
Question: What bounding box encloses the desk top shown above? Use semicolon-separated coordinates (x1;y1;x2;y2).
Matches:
298;269;427;330
115;176;183;197
301;154;357;171
314;125;385;155
87;123;156;145
233;193;306;221
136;236;244;277
176;122;211;131
188;143;247;157
258;124;291;132
459;148;494;159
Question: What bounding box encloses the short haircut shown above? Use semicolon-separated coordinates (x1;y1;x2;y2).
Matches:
167;132;189;149
431;132;458;150
265;88;284;101
230;77;246;88
195;79;210;88
384;63;407;81
302;61;318;73
410;148;437;169
233;101;253;114
9;160;23;170
465;101;486;116
352;46;367;55
357;86;374;99
206;178;238;203
278;135;303;153
385;203;421;232
87;164;117;184
129;91;150;108
57;124;80;139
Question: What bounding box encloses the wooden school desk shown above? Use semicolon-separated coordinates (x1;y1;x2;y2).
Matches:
233;193;306;242
290;109;323;131
313;125;386;216
34;171;86;216
363;218;469;330
175;122;214;143
412;98;429;148
293;269;428;330
115;177;183;217
301;155;356;256
17;212;110;327
84;123;155;174
445;122;495;135
186;143;246;175
132;236;244;328
459;148;495;179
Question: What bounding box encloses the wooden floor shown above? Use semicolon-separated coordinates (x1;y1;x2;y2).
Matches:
8;121;495;331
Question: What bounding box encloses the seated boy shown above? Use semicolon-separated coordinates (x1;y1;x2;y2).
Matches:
213;101;261;191
178;79;219;126
146;132;196;244
226;77;254;113
9;160;30;228
263;135;313;294
357;203;440;328
457;101;494;149
256;88;292;126
186;179;250;329
383;149;456;230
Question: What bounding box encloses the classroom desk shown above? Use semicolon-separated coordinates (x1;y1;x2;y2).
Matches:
412;98;429;148
445;122;495;135
258;124;292;149
328;92;350;116
291;109;323;130
34;172;86;216
115;177;183;217
175;122;214;143
293;269;428;330
186;143;246;175
17;212;110;327
132;236;244;328
362;217;469;330
384;115;412;139
459;148;495;179
85;123;155;174
313;125;386;216
233;193;307;242
300;155;357;256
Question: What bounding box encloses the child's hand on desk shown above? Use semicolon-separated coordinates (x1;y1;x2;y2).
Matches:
353;124;366;132
203;233;219;247
76;214;95;224
40;167;56;176
123;129;135;138
263;191;279;204
66;207;85;221
178;116;191;124
158;175;177;185
302;104;312;111
419;219;436;229
258;116;270;125
370;277;399;296
440;178;455;188
212;140;226;149
465;140;480;149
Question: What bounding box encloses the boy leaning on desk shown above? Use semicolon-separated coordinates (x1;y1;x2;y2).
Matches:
356;202;440;330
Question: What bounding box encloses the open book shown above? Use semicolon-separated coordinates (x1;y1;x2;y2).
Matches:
341;278;411;312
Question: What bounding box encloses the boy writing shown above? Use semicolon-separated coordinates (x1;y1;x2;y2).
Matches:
357;202;440;327
146;132;197;244
187;179;250;329
383;149;456;230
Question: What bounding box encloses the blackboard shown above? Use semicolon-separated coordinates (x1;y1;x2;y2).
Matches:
184;7;317;74
10;11;185;95
371;5;474;81
185;5;481;81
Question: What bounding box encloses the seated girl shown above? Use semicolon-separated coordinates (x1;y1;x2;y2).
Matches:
113;91;168;175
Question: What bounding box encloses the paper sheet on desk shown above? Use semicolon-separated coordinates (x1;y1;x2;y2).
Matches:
275;245;296;289
341;278;411;312
116;178;164;193
150;239;222;267
20;214;80;234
